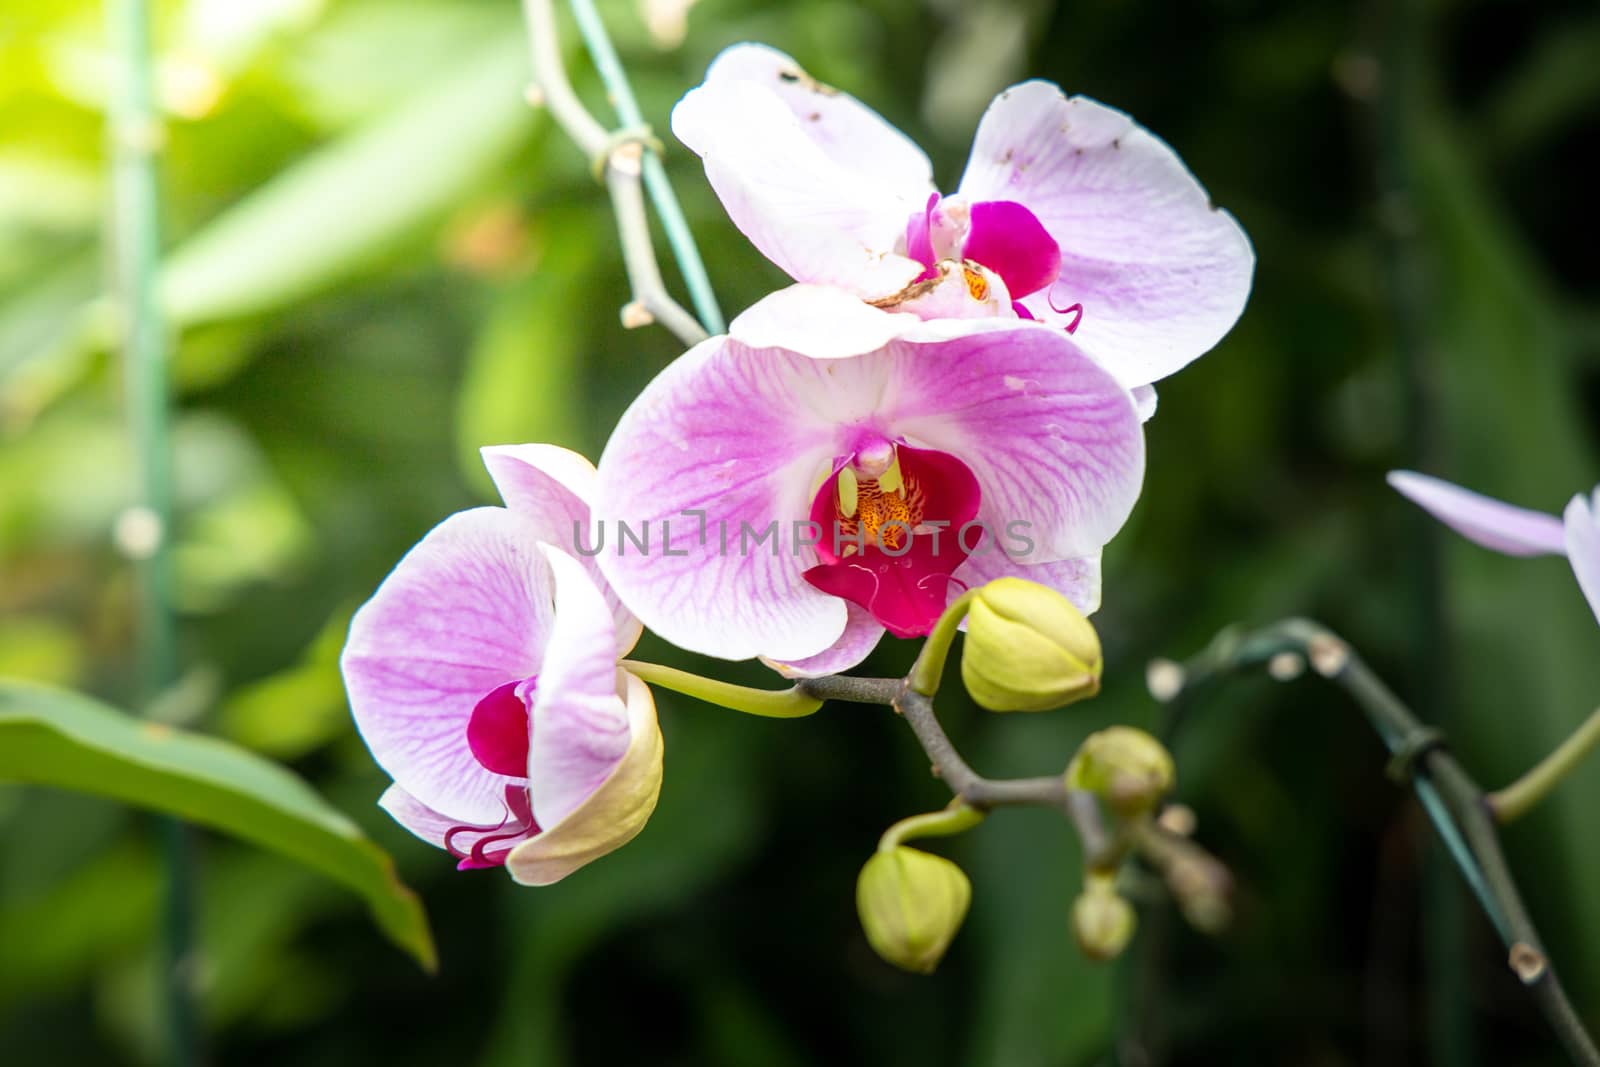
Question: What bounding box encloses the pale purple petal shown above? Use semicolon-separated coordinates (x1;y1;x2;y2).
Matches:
593;336;854;662
342;507;552;823
672;48;929;297
481;444;641;656
526;547;632;830
885;325;1145;563
378;783;538;863
1564;490;1600;629
729;284;919;361
762;604;885;678
1132;385;1158;422
956;552;1103;614
1387;471;1567;557
958;83;1254;387
693;43;934;202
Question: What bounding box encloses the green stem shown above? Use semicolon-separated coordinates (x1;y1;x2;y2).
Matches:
106;1;196;1065
1488;708;1600;825
878;800;985;851
565;0;724;334
907;589;976;696
620;660;821;718
1166;619;1600;1065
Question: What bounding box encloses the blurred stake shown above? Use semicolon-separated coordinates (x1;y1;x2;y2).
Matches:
104;1;199;1064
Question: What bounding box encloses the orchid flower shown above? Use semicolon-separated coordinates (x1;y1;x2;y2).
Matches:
1388;471;1600;629
590;292;1145;675
672;43;1254;390
341;446;662;885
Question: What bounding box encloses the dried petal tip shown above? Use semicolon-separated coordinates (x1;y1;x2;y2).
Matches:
857;846;971;974
961;577;1102;712
1509;942;1548;984
1145;658;1185;703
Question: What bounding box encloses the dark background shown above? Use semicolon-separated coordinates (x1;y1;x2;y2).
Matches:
2;0;1598;1063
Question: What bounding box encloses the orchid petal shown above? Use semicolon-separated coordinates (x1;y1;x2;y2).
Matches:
958;83;1254;387
729;284;919;361
961;200;1061;300
886;325;1145;563
593;337;854;662
342;507;551;823
526;547;633;831
506;671;663;886
692;43;934;200
379;784;539;869
672;46;930;297
1564;490;1600;629
956;552;1103;615
1387;471;1567;557
1132;385;1158;423
481;444;641;656
762;604;885;678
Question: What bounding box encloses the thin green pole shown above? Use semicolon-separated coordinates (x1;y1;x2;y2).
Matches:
566;0;725;335
105;2;198;1064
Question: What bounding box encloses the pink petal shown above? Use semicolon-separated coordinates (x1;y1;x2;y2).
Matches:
886;324;1145;563
378;784;540;871
728;284;920;361
1564;490;1600;629
342;507;552;823
592;336;854;663
955;552;1102;615
961;200;1062;300
803;445;981;638
763;604;885;678
672;45;931;298
526;547;633;830
481;444;641;656
466;680;532;778
1388;471;1567;557
959;83;1254;387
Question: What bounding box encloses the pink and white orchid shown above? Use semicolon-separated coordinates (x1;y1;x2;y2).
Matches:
341;446;662;885
1389;471;1600;629
590;297;1145;675
672;43;1254;389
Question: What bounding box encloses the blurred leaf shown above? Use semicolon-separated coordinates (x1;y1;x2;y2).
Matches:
455;209;601;488
159;28;532;326
217;606;352;759
0;678;435;971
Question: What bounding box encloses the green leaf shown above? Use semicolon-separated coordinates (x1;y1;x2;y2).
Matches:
0;677;435;972
159;29;533;326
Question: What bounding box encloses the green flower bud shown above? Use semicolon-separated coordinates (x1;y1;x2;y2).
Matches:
960;577;1102;712
856;846;972;974
1072;875;1137;962
1065;726;1176;817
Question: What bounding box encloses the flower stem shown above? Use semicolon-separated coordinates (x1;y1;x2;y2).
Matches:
564;0;724;335
106;1;197;1064
1488;708;1600;825
620;660;822;718
878;800;986;851
1161;618;1600;1066
907;589;976;696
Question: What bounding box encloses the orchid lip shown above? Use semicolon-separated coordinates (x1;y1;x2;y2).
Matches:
803;442;981;637
445;784;541;870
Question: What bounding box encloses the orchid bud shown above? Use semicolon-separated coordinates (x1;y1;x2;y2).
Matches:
960;577;1102;712
1066;726;1175;818
1072;875;1137;962
856;846;972;974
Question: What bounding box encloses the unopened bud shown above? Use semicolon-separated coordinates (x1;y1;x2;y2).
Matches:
1072;876;1137;962
1066;726;1176;817
856;846;971;974
960;578;1102;712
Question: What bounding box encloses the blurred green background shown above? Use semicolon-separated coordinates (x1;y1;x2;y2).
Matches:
3;0;1599;1063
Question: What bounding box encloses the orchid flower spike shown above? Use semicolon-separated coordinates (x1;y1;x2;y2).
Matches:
590;294;1146;676
672;43;1255;391
1388;471;1600;629
341;446;662;885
